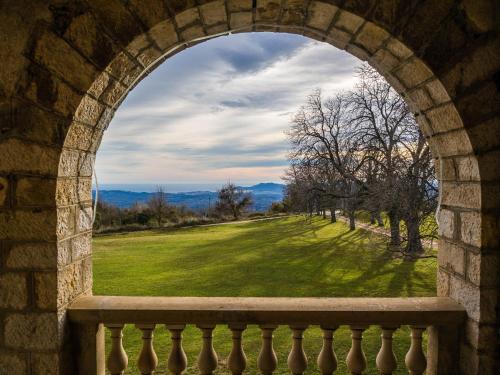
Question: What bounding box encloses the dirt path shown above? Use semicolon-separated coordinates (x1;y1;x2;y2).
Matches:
336;214;437;250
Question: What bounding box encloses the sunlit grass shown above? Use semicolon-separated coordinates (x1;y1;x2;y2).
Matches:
93;216;436;374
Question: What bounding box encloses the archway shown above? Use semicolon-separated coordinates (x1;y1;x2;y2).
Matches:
0;1;498;374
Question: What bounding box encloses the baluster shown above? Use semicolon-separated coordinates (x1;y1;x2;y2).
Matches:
197;324;218;375
166;324;188;375
405;326;427;375
346;326;367;375
105;324;128;375
258;325;278;375
228;324;247;375
317;326;338;375
136;324;158;375
287;325;308;375
376;326;398;375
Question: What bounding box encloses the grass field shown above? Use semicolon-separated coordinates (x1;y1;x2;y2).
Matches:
93;216;437;374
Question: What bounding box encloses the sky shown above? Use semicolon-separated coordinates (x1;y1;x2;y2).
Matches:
95;32;360;186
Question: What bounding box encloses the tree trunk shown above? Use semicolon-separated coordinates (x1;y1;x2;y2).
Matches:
376;211;384;227
330;207;336;223
348;211;356;230
387;210;401;247
405;216;423;255
322;210;326;219
370;212;376;225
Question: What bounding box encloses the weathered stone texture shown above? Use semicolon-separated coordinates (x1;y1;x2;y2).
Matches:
4;313;58;350
0;273;28;310
5;242;58;270
307;2;337;31
0;351;27;375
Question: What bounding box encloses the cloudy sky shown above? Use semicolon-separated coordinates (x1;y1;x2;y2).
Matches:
95;32;360;186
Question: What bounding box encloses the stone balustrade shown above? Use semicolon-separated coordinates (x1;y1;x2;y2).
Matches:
68;296;465;374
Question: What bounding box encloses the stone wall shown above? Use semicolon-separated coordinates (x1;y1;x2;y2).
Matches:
0;1;498;374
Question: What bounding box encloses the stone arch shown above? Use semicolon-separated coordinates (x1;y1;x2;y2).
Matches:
0;1;498;374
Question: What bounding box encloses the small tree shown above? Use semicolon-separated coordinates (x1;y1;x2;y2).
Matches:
147;186;169;227
215;183;253;220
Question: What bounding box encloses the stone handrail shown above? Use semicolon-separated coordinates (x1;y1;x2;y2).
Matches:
68;296;465;375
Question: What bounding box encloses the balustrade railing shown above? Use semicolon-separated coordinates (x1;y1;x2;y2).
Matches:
68;296;465;374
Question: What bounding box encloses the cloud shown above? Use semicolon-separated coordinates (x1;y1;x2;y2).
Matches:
95;32;360;184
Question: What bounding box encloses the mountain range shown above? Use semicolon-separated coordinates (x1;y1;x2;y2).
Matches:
94;183;285;212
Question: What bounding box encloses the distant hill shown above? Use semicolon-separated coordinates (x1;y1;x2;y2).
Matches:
94;183;285;211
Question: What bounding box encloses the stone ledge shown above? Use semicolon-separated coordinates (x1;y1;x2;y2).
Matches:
67;296;466;326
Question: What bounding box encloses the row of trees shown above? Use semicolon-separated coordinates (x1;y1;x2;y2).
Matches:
94;183;255;231
283;65;437;255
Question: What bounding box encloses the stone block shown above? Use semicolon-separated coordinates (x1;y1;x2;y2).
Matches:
200;1;227;26
436;267;450;296
306;2;337;31
206;23;229;35
82;256;93;292
63;12;118;70
57;239;72;267
385;38;413;61
4;313;59;350
456;156;480;182
34;271;57;310
425;80;450;105
72;232;92;262
425;103;463;134
449;275;480;321
256;0;281;22
370;48;400;72
438;209;455;239
441;181;480;209
0;351;27;375
33;30;97;92
460;211;481;247
438;240;465;276
346;43;370;61
281;1;306;26
430;129;473;157
31;352;60;375
136;46;163;68
406;87;434;112
0;138;60;177
149;20;179;51
100;79;128;107
0;273;28;310
106;51;140;82
77;206;93;233
436;157;457;181
57;206;76;239
74;95;106;126
327;27;353;50
56;177;92;207
230;12;253;29
127;0;170;28
181;25;206;41
354;22;390;54
176;8;200;28
334;10;364;34
467;251;499;288
5;242;58;270
394;58;433;89
16;177;56;207
0;209;58;241
57;262;83;307
63;122;94;151
227;0;253;12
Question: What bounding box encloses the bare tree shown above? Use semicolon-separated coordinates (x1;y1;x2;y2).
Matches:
215;183;253;220
147;186;169;227
285;64;437;255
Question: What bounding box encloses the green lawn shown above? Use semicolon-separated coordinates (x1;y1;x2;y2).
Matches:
93;216;436;374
